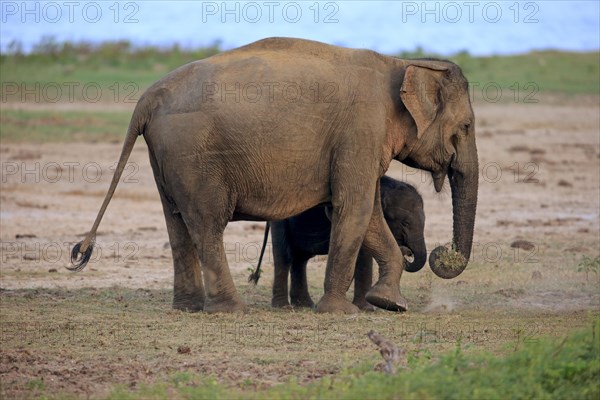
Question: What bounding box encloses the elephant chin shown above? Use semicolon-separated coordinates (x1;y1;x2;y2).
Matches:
429;246;467;279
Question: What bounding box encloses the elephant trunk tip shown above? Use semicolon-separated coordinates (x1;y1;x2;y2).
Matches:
429;245;468;279
66;239;95;272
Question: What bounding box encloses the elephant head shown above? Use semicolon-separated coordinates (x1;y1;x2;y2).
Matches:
397;61;478;279
380;177;427;273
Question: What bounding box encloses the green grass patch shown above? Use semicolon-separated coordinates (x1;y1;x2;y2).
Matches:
0;108;131;142
111;319;600;399
451;50;600;95
1;39;220;93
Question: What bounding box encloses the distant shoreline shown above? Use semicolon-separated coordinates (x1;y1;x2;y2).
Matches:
2;37;599;58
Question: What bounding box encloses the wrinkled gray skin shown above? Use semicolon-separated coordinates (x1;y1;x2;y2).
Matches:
270;176;426;310
69;37;478;314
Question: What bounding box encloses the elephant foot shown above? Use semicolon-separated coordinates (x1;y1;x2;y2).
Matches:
353;299;376;312
203;295;246;314
173;293;205;312
271;297;291;308
365;283;408;312
316;295;359;314
290;295;315;309
172;301;204;313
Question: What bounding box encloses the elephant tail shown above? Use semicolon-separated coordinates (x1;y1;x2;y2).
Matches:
248;222;270;284
67;98;150;272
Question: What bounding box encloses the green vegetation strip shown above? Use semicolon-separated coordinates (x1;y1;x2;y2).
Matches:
1;42;598;142
1;40;598;95
0;109;131;142
108;319;600;400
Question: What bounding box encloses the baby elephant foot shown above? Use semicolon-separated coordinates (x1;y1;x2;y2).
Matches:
316;295;360;314
271;297;291;308
353;299;376;312
203;295;247;314
172;293;205;312
365;283;408;312
290;295;315;309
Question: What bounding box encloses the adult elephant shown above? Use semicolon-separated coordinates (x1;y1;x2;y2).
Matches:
69;37;478;314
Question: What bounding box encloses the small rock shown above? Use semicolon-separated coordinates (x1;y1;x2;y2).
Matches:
565;246;589;252
16;234;37;239
177;345;191;354
245;223;265;231
494;288;525;298
557;179;573;187
511;240;535;251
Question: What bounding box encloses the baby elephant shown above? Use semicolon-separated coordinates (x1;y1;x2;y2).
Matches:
257;176;426;310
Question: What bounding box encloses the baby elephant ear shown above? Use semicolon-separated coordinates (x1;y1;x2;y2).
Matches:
400;65;442;139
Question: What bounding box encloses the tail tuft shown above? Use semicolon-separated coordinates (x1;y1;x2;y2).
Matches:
67;240;95;272
248;268;261;285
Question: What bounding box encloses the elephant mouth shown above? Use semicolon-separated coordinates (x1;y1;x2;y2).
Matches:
403;251;414;264
432;155;454;192
432;172;446;192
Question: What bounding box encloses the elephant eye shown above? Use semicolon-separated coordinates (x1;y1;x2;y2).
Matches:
461;121;471;135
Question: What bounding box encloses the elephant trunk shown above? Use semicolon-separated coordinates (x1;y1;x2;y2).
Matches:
404;238;427;273
430;155;478;279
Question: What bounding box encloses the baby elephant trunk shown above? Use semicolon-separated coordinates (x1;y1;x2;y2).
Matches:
403;239;427;273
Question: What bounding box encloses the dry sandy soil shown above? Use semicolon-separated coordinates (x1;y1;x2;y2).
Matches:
1;95;599;398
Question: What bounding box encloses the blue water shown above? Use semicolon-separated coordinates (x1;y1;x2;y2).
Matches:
1;1;599;55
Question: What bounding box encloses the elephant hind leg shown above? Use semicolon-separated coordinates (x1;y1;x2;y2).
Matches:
183;201;245;313
158;190;205;312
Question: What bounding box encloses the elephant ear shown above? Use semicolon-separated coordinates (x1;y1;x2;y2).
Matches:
400;65;447;139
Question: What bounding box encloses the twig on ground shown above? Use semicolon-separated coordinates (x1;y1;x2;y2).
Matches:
367;330;403;374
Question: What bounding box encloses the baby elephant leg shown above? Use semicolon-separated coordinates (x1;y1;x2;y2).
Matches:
352;249;375;311
290;255;315;308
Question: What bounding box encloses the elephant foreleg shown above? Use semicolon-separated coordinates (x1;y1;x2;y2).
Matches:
362;192;408;312
316;176;378;314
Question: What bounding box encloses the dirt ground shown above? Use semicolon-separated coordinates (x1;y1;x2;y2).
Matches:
1;95;599;398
